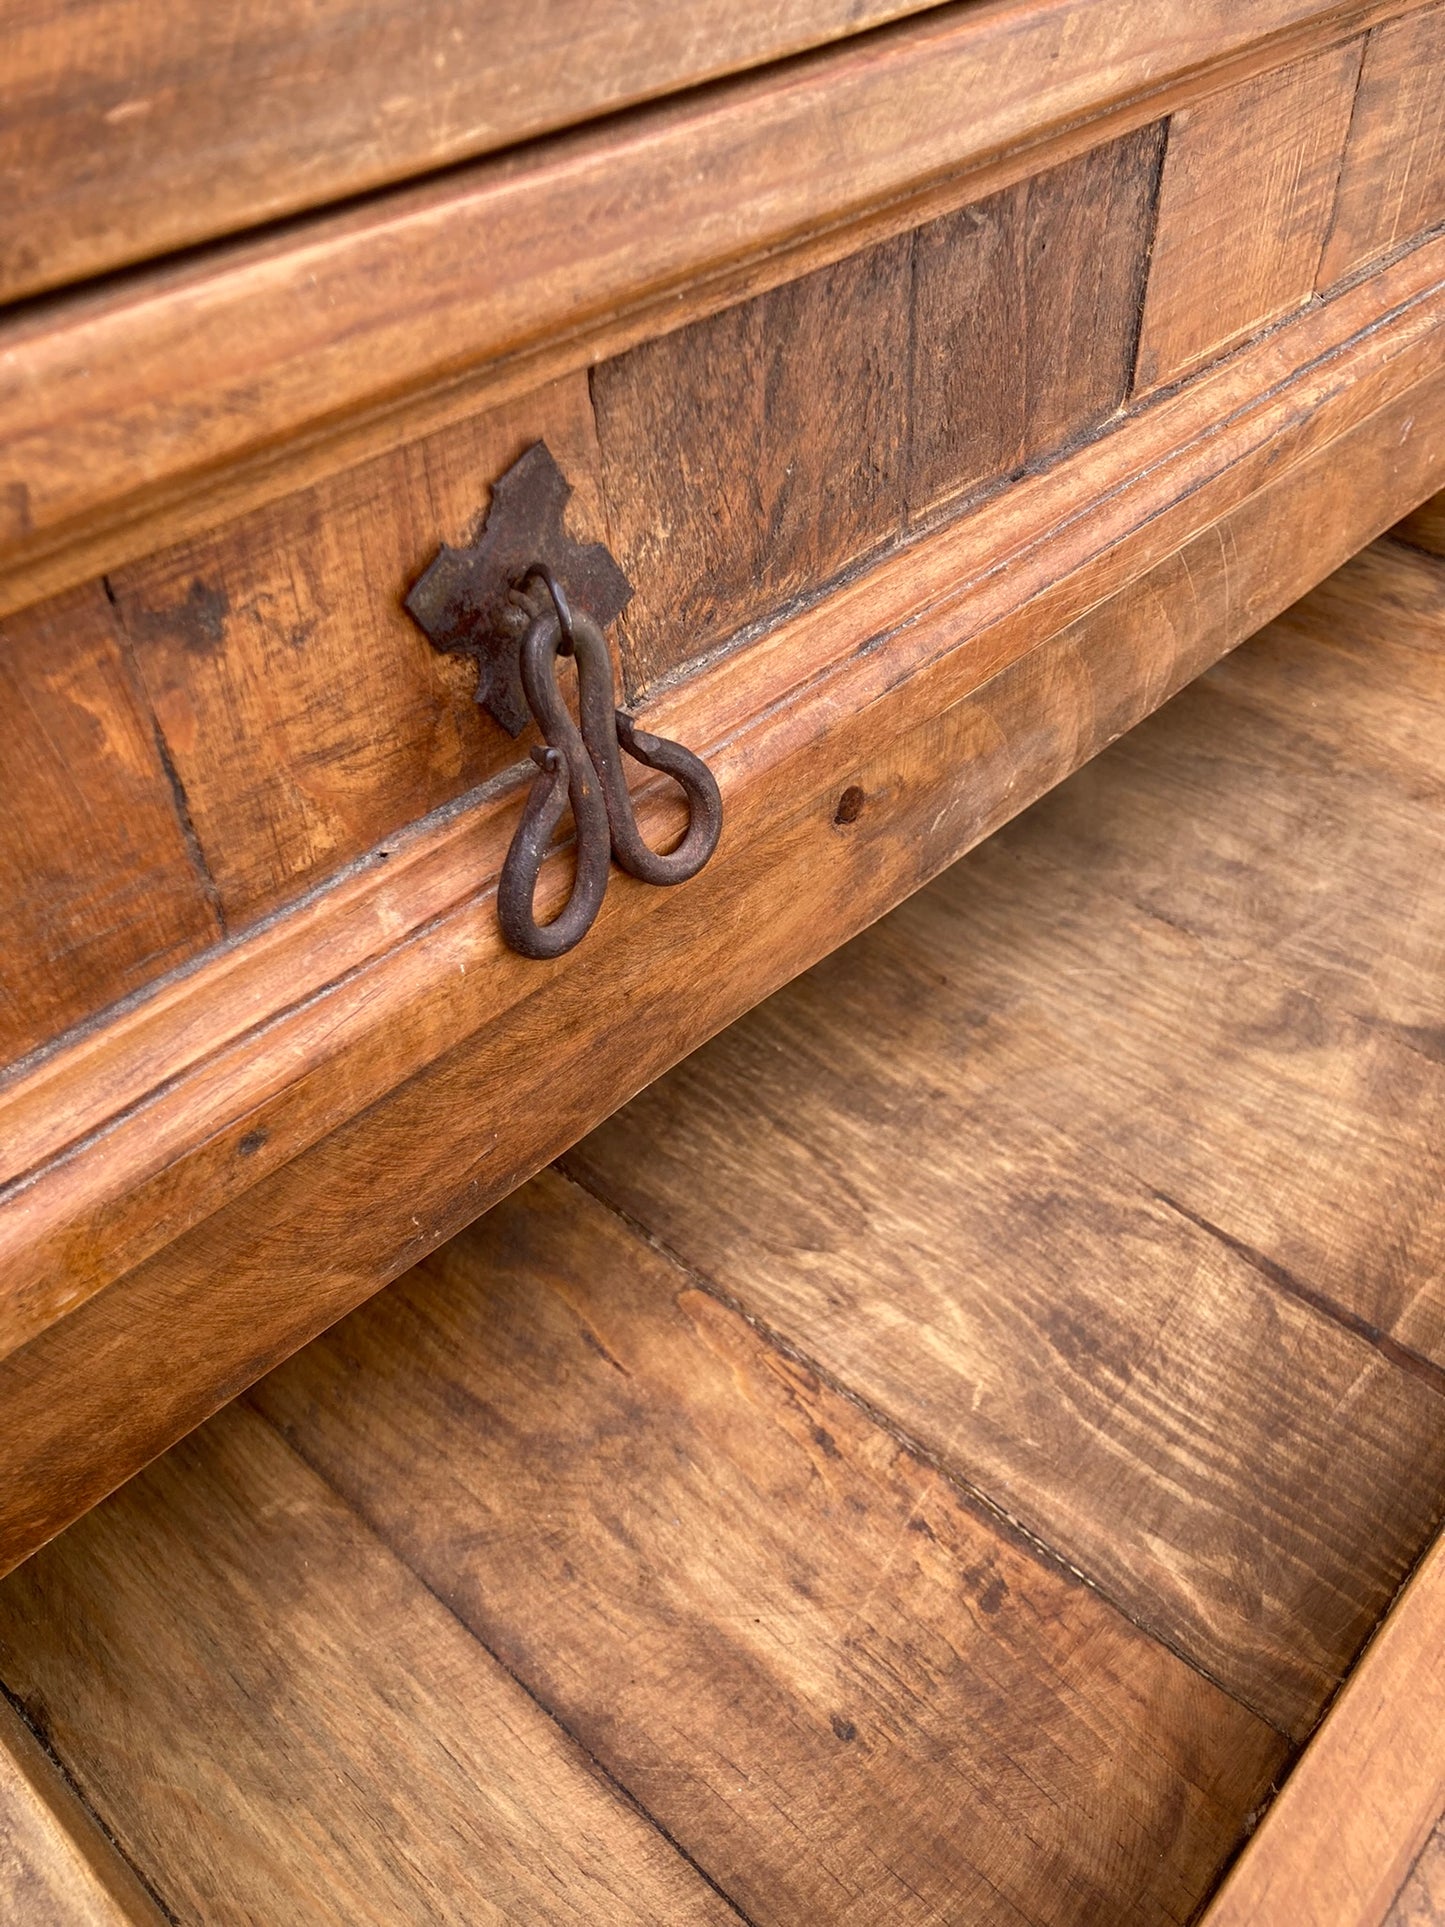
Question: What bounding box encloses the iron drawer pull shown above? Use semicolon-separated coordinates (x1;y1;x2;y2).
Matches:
405;443;724;960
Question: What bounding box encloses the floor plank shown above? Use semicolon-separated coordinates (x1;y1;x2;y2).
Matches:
251;1172;1286;1927
565;537;1445;1736
0;1401;740;1927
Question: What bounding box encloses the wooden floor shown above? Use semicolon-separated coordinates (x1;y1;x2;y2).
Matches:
3;533;1445;1924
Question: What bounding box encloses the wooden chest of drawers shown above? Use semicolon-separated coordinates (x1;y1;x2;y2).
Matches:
3;0;1445;1580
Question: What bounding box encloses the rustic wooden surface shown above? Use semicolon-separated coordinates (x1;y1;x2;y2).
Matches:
0;0;1416;616
595;127;1158;695
0;583;220;1067
0;1177;1287;1925
0;1402;738;1926
0;0;928;305
1;239;1441;1572
907;126;1161;523
4;231;1438;1332
0;1695;165;1926
1319;2;1445;287
1206;1525;1445;1925
110;374;608;929
1397;489;1445;556
567;539;1445;1740
7;533;1445;1919
1134;42;1363;388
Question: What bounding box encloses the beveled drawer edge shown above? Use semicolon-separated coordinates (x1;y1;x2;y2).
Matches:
0;0;1421;620
3;229;1444;1370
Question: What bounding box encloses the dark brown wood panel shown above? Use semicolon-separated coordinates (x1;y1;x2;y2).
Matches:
0;1401;737;1927
109;376;605;928
0;0;930;305
908;124;1162;519
0;583;220;1067
1319;3;1445;287
1396;490;1445;557
566;541;1445;1739
1135;43;1363;388
596;128;1161;697
249;1172;1286;1927
593;234;912;698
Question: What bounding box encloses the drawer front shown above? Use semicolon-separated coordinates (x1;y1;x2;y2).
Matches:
2;6;1444;1571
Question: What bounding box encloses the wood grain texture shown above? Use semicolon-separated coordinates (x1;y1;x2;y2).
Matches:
0;0;1414;612
1319;3;1445;286
1390;1822;1445;1924
1135;43;1364;387
594;231;912;697
1;331;1437;1580
566;545;1445;1739
0;582;220;1069
0;1401;738;1927
1206;1527;1445;1925
110;374;607;928
4;225;1437;1374
0;0;928;305
0;240;1441;1572
1396;488;1445;556
907;124;1162;520
246;1171;1287;1926
0;1695;165;1926
596;125;1160;694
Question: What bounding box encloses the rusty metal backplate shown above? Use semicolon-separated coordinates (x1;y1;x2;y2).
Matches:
404;440;633;736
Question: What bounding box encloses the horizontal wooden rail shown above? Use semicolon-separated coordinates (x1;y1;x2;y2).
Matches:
1;231;1442;1572
0;0;1420;617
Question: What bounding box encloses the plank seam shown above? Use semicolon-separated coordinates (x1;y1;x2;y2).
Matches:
550;1163;1299;1741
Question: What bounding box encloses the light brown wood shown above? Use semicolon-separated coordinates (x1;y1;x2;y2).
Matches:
0;1401;738;1927
109;373;608;929
1319;2;1445;286
1134;41;1363;388
0;1696;165;1926
0;297;1438;1578
1206;1527;1445;1925
0;0;929;304
0;582;220;1067
1;230;1440;1385
240;1170;1287;1925
0;0;1416;615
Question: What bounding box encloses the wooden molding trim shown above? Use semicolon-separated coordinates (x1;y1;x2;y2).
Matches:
3;232;1444;1380
1204;1526;1445;1925
0;0;1422;617
0;1694;166;1924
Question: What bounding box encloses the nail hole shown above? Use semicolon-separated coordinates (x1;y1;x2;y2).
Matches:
834;786;866;825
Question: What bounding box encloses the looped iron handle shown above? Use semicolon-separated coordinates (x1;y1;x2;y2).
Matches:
497;569;723;958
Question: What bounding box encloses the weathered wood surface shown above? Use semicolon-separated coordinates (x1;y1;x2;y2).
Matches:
3;235;1439;1366
0;1695;165;1926
1396;488;1445;556
0;0;928;305
0;1401;739;1927
597;127;1160;694
1134;43;1362;388
0;584;221;1067
567;544;1445;1740
0;1168;1279;1927
0;241;1442;1575
0;0;1417;615
1206;1526;1445;1925
1319;2;1445;287
110;374;608;928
